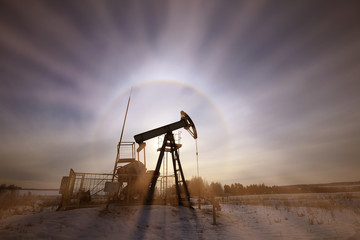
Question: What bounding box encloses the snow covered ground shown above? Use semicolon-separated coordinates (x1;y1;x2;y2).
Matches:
1;195;360;239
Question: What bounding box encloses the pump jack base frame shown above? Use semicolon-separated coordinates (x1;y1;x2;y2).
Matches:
145;132;192;208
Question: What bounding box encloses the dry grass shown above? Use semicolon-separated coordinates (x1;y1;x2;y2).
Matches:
221;192;360;212
0;191;60;219
220;192;360;227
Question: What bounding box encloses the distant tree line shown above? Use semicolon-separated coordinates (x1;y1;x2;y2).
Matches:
0;184;22;193
185;177;224;198
185;177;360;198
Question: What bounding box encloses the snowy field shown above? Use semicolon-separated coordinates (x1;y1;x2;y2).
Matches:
1;193;360;239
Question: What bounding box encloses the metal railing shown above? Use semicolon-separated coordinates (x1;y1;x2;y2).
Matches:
58;169;113;210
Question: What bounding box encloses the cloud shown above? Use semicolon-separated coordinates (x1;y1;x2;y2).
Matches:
1;1;360;187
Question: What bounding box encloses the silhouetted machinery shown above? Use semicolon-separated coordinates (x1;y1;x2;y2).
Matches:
134;110;197;206
58;110;197;210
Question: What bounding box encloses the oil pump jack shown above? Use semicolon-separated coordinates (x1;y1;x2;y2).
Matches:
134;111;197;206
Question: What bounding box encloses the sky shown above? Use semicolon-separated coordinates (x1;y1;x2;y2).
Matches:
0;0;360;188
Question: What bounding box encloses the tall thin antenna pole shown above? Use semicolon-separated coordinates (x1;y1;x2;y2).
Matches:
111;88;132;181
118;88;132;145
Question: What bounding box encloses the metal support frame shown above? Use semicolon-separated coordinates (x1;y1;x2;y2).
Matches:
145;132;191;206
111;141;136;182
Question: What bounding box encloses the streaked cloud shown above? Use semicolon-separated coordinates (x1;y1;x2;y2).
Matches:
1;0;359;188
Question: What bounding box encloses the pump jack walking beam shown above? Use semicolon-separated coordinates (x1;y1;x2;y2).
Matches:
134;111;197;144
